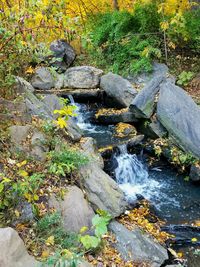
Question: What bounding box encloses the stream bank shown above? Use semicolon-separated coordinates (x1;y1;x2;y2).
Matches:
1;55;200;266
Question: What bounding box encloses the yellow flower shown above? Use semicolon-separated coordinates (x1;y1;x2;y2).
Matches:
191;237;198;242
56;117;67;129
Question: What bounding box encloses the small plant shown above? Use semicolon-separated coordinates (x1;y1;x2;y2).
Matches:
170;147;197;168
36;212;81;266
54;100;77;129
0;171;44;210
80;210;112;250
48;148;88;177
177;71;194;86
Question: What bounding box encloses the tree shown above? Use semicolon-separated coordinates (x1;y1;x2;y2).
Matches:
113;0;119;10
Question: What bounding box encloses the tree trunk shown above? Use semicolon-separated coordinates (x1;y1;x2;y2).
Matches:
113;0;119;10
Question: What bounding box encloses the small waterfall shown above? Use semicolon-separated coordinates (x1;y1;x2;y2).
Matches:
114;144;181;209
114;144;151;201
115;145;148;185
68;95;97;132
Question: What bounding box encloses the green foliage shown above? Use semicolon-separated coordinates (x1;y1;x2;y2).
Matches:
177;71;194;86
36;212;79;250
170;147;197;167
0;172;44;210
0;27;32;97
85;4;162;74
80;210;112;250
36;212;81;266
44;251;80;267
184;8;200;51
49;148;88;176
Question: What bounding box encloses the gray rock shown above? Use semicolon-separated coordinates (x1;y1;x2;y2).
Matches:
15;77;82;141
50;40;76;72
0;227;40;267
15;77;52;119
9;125;48;161
0;97;31;124
42;94;62;118
14;201;34;224
80;163;126;217
95;109;138;125
31;131;48;160
9;125;32;145
31;67;54;90
54;73;64;89
64;66;103;89
80;137;104;168
49;186;95;233
109;221;168;267
149;119;168;138
157;82;200;158
100;72;137;108
128;63;169;86
64;89;103;101
189;164;200;182
80;138;126;217
66;118;83;141
15;76;35;93
129;75;164;118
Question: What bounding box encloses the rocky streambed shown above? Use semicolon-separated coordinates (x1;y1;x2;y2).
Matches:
1;47;200;266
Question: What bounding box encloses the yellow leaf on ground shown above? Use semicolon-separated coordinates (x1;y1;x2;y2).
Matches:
41;250;50;258
45;236;55;246
16;160;27;167
18;170;28;177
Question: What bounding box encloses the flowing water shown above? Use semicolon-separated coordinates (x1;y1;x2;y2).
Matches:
114;145;200;225
69;96;200;265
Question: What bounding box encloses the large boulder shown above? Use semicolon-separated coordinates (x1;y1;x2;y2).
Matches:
50;40;76;72
64;66;103;89
80;137;104;168
49;186;95;233
128;63;169;86
31;67;55;90
0;97;31;124
100;73;137;108
15;77;52;119
157;82;200;158
42;94;62;118
9;125;48;161
15;77;83;141
109;221;168;267
0;227;40;267
9;125;32;145
79;137;127;217
80;163;126;218
129;75;164;118
189;164;200;182
95;108;138;125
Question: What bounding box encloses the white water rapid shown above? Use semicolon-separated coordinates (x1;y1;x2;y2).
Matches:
114;144;181;208
68;95;99;133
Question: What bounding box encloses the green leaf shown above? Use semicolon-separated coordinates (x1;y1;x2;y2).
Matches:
0;183;4;193
80;235;100;250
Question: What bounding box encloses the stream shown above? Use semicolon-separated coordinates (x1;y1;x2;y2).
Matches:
69;96;200;266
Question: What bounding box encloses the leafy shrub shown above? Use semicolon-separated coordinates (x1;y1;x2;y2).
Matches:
0;172;44;210
36;212;79;249
80;210;112;250
183;8;200;51
177;71;194;86
49;148;88;176
85;4;162;74
0;27;31;97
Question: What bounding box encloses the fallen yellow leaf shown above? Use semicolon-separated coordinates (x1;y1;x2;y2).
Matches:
45;236;55;246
